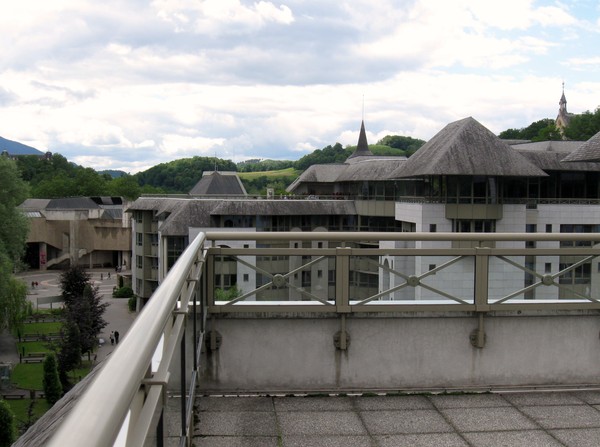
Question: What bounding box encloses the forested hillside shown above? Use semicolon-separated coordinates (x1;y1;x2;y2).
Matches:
10;108;600;201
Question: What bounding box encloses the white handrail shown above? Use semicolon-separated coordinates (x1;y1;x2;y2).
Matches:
47;232;206;447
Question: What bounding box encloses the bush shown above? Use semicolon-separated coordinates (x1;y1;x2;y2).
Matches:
0;400;15;447
127;296;137;312
42;352;62;405
113;286;134;298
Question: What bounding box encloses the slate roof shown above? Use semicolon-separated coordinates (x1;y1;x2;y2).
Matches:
131;197;358;236
189;171;247;195
346;121;373;159
562;130;600;162
46;197;101;209
391;117;548;178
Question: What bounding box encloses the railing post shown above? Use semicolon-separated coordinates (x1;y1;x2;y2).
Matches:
335;247;351;313
472;247;491;348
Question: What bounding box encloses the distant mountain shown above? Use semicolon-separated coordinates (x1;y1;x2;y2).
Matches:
0;135;44;155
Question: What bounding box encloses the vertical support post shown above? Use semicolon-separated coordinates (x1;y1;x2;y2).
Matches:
474;247;490;310
335;247;351;312
472;247;490;348
156;408;164;447
192;285;197;371
180;327;186;437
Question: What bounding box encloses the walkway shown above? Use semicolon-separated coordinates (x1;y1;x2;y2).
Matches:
0;269;136;397
193;390;600;447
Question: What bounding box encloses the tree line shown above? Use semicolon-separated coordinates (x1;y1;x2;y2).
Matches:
8;109;600;202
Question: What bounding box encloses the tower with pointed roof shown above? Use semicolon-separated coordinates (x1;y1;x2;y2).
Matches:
555;83;574;137
346;121;373;160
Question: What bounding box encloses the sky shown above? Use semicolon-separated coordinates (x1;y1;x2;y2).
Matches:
0;0;599;174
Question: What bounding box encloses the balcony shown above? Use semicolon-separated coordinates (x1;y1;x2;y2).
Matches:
33;232;600;446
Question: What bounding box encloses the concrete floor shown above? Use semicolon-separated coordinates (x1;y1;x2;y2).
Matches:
190;390;600;447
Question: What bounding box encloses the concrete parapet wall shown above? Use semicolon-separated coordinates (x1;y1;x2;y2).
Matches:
197;312;600;393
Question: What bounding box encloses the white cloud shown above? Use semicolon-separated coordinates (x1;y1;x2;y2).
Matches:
153;0;294;34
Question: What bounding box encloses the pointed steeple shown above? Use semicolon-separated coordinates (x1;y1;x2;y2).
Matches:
347;120;373;160
559;82;567;114
556;82;573;135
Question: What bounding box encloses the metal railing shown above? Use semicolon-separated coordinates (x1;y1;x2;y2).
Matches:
47;232;207;447
46;231;600;446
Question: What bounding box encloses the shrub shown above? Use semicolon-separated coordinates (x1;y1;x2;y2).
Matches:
127;296;137;312
0;400;15;447
42;352;62;405
113;286;134;298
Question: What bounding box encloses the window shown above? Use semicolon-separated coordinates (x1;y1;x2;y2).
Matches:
545;263;551;273
136;232;143;246
526;224;537;248
453;220;495;233
150;234;158;246
317;270;323;278
546;224;552;233
428;264;436;272
429;224;437;233
560;224;600;247
559;263;591;285
136;255;143;269
243;274;249;282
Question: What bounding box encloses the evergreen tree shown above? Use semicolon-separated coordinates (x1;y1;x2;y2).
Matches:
72;284;108;354
59;265;91;308
57;317;82;391
0;400;15;447
42;352;63;405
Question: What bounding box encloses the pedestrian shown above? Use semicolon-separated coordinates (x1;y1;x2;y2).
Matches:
114;331;120;344
31;281;35;289
101;273;103;280
110;331;114;345
108;272;111;279
35;281;38;288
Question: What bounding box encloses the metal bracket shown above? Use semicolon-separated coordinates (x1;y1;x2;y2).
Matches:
469;313;486;348
334;315;350;350
142;372;171;404
205;330;222;351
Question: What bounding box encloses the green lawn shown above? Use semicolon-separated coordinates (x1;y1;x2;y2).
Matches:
20;321;62;335
16;341;55;357
12;359;93;391
11;364;44;390
5;398;51;436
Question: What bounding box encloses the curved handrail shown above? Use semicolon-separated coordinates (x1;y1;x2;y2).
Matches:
47;232;206;447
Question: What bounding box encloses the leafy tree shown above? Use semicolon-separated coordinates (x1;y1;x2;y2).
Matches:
0;400;15;447
135;156;237;193
563;108;600;141
106;174;141;200
532;122;562;141
0;157;29;332
376;135;426;153
498;118;556;140
294;143;349;171
42;352;63;405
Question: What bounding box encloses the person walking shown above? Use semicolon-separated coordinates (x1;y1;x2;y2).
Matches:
114;331;120;344
110;331;115;345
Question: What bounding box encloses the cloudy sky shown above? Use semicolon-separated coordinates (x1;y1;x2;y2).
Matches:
0;0;599;173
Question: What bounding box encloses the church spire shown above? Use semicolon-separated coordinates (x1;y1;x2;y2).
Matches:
347;120;373;159
559;81;567;113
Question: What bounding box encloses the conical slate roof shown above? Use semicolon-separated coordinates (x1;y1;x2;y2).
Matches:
189;171;247;195
562;130;600;162
392;117;547;178
346;121;373;159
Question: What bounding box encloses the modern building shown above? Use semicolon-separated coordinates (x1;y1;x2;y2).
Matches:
19;196;131;270
129;117;600;306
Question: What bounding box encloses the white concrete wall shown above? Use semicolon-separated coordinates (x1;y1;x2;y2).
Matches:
195;313;600;393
